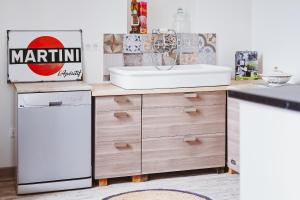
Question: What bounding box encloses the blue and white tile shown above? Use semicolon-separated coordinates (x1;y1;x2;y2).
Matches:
123;34;144;53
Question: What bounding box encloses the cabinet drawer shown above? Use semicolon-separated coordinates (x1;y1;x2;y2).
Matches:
94;139;141;179
142;105;225;138
143;91;226;108
142;134;225;174
95;110;141;142
95;95;141;112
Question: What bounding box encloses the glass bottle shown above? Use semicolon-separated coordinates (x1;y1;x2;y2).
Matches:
172;8;191;33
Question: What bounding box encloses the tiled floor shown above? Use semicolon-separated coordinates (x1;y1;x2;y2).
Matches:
0;171;239;200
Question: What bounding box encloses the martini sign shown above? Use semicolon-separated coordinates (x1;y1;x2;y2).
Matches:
8;30;83;82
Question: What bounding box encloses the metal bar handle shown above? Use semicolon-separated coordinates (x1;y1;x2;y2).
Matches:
49;101;63;106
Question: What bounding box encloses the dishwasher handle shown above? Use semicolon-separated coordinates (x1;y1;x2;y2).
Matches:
49;101;63;107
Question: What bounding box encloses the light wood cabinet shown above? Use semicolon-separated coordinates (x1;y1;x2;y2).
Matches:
227;97;240;173
142;91;226;174
94;91;226;179
94;95;142;179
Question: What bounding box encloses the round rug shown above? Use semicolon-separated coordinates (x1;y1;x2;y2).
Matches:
103;189;212;200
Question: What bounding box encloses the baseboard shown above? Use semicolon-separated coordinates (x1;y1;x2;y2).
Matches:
0;167;15;181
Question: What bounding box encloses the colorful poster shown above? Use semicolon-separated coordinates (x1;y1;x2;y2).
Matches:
7;30;83;83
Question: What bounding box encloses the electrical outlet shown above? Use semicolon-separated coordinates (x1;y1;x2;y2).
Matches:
9;128;16;138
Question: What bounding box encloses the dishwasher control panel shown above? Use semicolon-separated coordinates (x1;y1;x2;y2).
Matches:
18;91;91;108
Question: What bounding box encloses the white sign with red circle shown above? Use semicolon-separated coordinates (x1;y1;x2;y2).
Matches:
8;30;83;83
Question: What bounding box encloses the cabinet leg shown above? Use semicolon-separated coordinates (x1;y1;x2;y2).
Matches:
228;168;238;174
99;179;108;186
132;175;148;183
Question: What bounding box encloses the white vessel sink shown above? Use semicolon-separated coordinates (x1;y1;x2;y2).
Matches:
109;64;232;89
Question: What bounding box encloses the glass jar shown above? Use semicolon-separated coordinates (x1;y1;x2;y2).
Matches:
172;8;190;33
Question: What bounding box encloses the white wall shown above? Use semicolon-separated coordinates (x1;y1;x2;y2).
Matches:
252;0;300;83
0;0;127;168
191;0;252;72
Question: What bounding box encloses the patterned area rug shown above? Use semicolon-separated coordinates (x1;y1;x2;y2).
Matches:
103;189;212;200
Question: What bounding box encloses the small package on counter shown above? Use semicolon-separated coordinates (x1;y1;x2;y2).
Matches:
235;51;259;80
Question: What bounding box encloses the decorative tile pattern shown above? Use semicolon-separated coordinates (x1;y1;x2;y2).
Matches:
123;34;144;53
102;33;217;80
142;34;154;53
198;34;206;50
179;33;200;53
204;33;217;47
104;34;123;54
198;46;216;65
124;53;143;66
179;52;199;65
162;49;179;66
143;53;162;66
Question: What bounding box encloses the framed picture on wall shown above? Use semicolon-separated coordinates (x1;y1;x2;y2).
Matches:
7;30;83;83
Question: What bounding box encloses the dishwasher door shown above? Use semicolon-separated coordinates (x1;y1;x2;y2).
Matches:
17;91;91;184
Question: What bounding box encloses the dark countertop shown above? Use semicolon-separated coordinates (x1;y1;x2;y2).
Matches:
228;84;300;112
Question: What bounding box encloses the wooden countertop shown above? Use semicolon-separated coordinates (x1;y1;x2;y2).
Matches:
14;80;262;95
91;80;263;96
14;81;92;93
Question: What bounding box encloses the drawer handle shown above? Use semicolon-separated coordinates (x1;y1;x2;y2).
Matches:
184;107;198;113
184;93;198;98
114;96;129;104
114;112;129;118
114;143;129;149
183;136;198;143
49;101;62;106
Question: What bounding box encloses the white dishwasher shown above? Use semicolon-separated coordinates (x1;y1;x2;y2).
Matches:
17;91;92;194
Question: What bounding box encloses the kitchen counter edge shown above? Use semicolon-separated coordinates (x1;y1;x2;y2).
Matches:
92;80;262;96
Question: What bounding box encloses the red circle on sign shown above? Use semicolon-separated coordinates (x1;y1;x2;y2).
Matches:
27;36;64;76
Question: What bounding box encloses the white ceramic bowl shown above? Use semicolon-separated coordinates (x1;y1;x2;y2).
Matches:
261;75;292;87
261;67;292;87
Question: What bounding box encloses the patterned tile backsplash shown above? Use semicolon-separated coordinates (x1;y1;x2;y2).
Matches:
103;33;217;80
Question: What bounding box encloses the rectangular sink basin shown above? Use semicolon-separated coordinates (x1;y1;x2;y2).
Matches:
109;64;232;89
